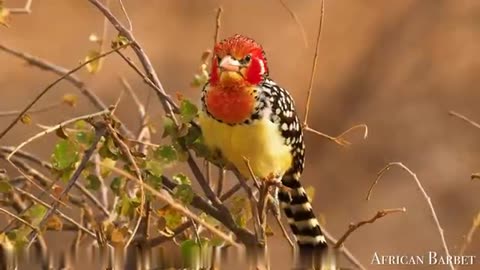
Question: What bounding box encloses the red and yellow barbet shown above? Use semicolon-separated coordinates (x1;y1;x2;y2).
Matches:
199;34;327;249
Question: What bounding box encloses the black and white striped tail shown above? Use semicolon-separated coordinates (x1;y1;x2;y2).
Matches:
278;174;327;250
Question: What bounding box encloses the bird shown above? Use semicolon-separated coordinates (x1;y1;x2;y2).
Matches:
198;34;327;250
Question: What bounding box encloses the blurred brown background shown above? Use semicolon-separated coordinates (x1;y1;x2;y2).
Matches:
1;0;480;269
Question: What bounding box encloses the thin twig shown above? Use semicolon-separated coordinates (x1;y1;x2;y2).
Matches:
14;187;97;239
0;43;133;137
118;0;132;31
278;0;308;47
0;42;131;140
367;162;454;270
6;109;110;160
6;0;33;14
449;110;480;130
1;147;110;216
0;207;38;232
334;208;406;248
27;123;107;246
458;211;480;259
0;102;63;117
213;7;223;46
115;51;178;112
304;124;368;146
302;0;325;126
105;122;145;247
88;0;177;121
322;229;367;270
96;162;241;247
272;210;295;250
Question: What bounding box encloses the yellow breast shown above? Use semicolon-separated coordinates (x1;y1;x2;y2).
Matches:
199;111;292;179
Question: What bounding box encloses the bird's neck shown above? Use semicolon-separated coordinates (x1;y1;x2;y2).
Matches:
205;84;257;125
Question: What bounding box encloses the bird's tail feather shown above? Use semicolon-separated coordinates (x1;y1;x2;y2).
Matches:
279;174;327;249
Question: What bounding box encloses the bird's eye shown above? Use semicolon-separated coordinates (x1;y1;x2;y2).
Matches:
244;55;251;63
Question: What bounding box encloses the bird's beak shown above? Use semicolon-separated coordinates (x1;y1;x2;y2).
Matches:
219;55;241;72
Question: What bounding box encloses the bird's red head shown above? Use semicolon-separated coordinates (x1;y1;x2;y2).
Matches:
209;34;268;87
205;35;267;124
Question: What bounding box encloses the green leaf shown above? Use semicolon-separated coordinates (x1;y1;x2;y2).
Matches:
110;177;124;196
118;195;139;218
180;238;211;268
146;174;162;190
162;117;177;138
20;114;32;125
99;136;119;160
157;207;183;230
99;158;115;178
179;99;198;123
26;204;47;226
51;139;79;170
0;180;11;193
229;196;252;228
172;173;190;185
86;175;101;191
85;50;103;74
173;184;194;205
153;145;177;164
145;160;163;177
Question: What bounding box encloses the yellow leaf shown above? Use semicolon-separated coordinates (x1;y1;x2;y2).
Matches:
88;33;101;44
46;215;63;231
85;50;102;74
20;114;32;125
110;227;128;244
62;94;78;107
0;8;9;27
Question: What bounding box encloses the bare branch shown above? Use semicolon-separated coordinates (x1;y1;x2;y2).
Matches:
0;43;133;136
0;42;131;140
305;124;368;147
458;211;480;259
277;0;308;47
472;173;480;181
322;229;367;270
96;162;241;247
302;0;325;126
449;111;480;130
367;162;454;270
0;207;38;232
334;208;406;248
118;0;132;32
6;0;33;14
14;187;97;239
213;7;223;46
0;102;63;117
27;122;107;246
6;108;110;160
88;0;177;121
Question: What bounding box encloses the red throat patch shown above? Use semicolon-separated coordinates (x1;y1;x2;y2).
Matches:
206;86;255;124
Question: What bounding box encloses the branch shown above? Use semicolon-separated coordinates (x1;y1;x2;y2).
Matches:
472;173;480;181
458;211;480;259
27;122;107;246
0;43;133;136
6;0;33;14
449;110;480;130
213;7;223;46
96;162;242;247
0;101;64;117
88;0;177;120
0;42;131;140
334;208;406;248
367;162;454;270
322;229;367;270
277;0;308;47
302;0;325;125
0;207;38;232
